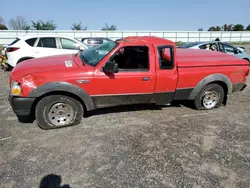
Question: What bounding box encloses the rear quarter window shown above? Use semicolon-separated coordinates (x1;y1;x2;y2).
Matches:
9;38;20;46
158;46;174;69
25;38;37;46
37;37;57;48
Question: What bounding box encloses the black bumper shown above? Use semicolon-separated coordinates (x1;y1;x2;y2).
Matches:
8;96;36;116
232;83;247;93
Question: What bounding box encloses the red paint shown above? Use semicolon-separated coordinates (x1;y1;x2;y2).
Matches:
10;36;249;99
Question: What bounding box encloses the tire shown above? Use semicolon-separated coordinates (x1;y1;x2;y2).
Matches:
35;95;83;130
194;84;224;110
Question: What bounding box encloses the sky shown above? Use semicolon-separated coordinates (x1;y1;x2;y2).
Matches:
1;0;250;31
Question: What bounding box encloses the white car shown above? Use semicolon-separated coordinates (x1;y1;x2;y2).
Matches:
5;35;89;70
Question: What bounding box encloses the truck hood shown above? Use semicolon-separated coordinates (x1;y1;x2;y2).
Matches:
11;54;86;79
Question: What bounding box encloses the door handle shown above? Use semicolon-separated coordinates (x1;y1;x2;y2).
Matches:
142;77;150;81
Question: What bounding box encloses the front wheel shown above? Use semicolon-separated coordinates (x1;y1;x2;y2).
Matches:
35;95;84;130
194;84;224;110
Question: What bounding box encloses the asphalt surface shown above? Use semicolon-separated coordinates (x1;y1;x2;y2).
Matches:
0;70;250;188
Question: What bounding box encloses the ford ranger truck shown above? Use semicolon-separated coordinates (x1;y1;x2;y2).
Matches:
8;36;249;130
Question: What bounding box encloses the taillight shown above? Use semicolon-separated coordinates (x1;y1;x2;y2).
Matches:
6;47;19;52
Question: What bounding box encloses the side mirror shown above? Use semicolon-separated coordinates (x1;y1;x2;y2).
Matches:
103;61;118;73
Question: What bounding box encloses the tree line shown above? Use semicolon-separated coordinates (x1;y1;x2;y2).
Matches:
0;16;117;31
199;24;250;31
1;16;250;31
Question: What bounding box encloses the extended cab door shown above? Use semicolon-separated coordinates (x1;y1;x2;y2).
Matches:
153;45;178;104
92;44;156;108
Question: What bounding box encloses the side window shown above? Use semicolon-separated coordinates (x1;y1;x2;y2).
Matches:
60;38;79;50
25;38;37;46
223;44;236;54
237;48;242;53
158;46;174;69
199;43;218;51
199;44;206;49
111;46;149;71
89;39;103;45
218;42;224;51
37;37;57;48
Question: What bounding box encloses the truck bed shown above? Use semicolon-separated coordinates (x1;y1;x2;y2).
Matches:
176;49;249;67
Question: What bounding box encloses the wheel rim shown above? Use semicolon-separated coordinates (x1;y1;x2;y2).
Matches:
48;102;75;126
202;90;220;109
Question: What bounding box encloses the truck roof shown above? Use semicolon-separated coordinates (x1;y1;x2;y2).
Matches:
119;36;175;45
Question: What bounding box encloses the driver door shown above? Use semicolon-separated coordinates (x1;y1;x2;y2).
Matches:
91;45;156;108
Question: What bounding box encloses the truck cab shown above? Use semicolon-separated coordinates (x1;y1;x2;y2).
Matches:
8;36;249;130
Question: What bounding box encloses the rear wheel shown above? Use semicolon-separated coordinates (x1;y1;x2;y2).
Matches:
194;84;224;110
35;95;83;130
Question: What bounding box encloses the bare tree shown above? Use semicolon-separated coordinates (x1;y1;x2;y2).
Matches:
0;17;8;30
8;16;30;30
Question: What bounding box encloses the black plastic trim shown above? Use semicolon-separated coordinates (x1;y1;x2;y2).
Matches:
92;93;153;108
174;88;194;100
188;74;232;100
8;96;35;116
28;82;96;111
91;92;176;108
152;92;176;105
232;83;247;92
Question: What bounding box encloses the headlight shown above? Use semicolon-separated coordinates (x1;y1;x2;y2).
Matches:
10;81;22;96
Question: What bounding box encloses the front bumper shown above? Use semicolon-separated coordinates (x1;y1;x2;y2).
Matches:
8;96;36;116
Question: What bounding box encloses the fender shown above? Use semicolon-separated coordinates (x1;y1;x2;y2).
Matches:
188;73;233;100
28;82;96;111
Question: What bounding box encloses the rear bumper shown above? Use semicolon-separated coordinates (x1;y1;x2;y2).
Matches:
8;96;36;116
232;83;247;92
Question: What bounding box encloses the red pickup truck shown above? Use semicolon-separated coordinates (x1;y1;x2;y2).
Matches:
8;36;249;130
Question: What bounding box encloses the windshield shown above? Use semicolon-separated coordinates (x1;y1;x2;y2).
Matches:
80;40;118;66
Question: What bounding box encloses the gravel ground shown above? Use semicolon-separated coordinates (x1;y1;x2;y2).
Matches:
0;70;250;188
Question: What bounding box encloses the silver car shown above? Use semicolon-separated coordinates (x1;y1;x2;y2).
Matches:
179;41;250;63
